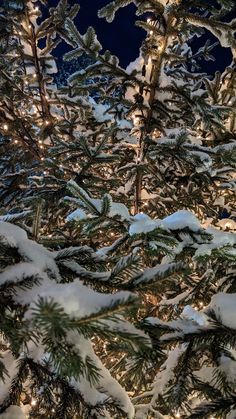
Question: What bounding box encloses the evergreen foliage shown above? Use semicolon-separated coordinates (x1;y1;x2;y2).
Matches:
0;0;235;418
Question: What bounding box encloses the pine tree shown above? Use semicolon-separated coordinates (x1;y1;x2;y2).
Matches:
63;0;236;222
0;0;235;418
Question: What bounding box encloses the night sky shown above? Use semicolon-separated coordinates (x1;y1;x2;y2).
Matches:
47;0;233;74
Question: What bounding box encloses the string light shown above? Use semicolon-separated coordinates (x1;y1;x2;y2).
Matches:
19;31;22;35
31;399;37;406
150;30;153;35
33;73;37;79
45;120;50;125
3;124;8;131
14;140;19;144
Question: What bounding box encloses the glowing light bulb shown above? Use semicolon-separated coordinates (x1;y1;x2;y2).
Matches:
31;399;37;406
19;31;22;35
45;120;49;125
33;73;37;79
14;140;19;144
40;157;44;161
147;18;151;23
3;124;8;131
28;24;32;29
150;30;153;35
35;6;39;11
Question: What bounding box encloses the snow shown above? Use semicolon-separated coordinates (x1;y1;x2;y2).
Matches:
0;262;44;286
210;293;236;329
22;279;134;320
133;262;182;286
129;210;201;236
218;218;236;231
69;335;135;418
162;210;201;231
0;406;25;419
89;98;113;123
0;221;138;416
194;227;236;258
0;222;60;279
66;208;87;221
129;213;161;236
182;305;208;326
66;182;131;221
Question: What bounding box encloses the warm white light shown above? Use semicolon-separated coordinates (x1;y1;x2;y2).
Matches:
33;73;37;79
3;124;8;131
150;30;153;35
14;140;18;144
31;399;37;406
45;120;49;125
147;18;151;23
19;31;22;35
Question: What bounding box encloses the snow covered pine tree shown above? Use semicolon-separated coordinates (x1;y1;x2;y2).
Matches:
0;0;236;418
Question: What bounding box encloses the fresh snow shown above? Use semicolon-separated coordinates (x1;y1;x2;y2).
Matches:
210;293;236;330
129;210;201;236
0;406;25;419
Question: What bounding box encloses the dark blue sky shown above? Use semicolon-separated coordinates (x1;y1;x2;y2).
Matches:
47;0;232;73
